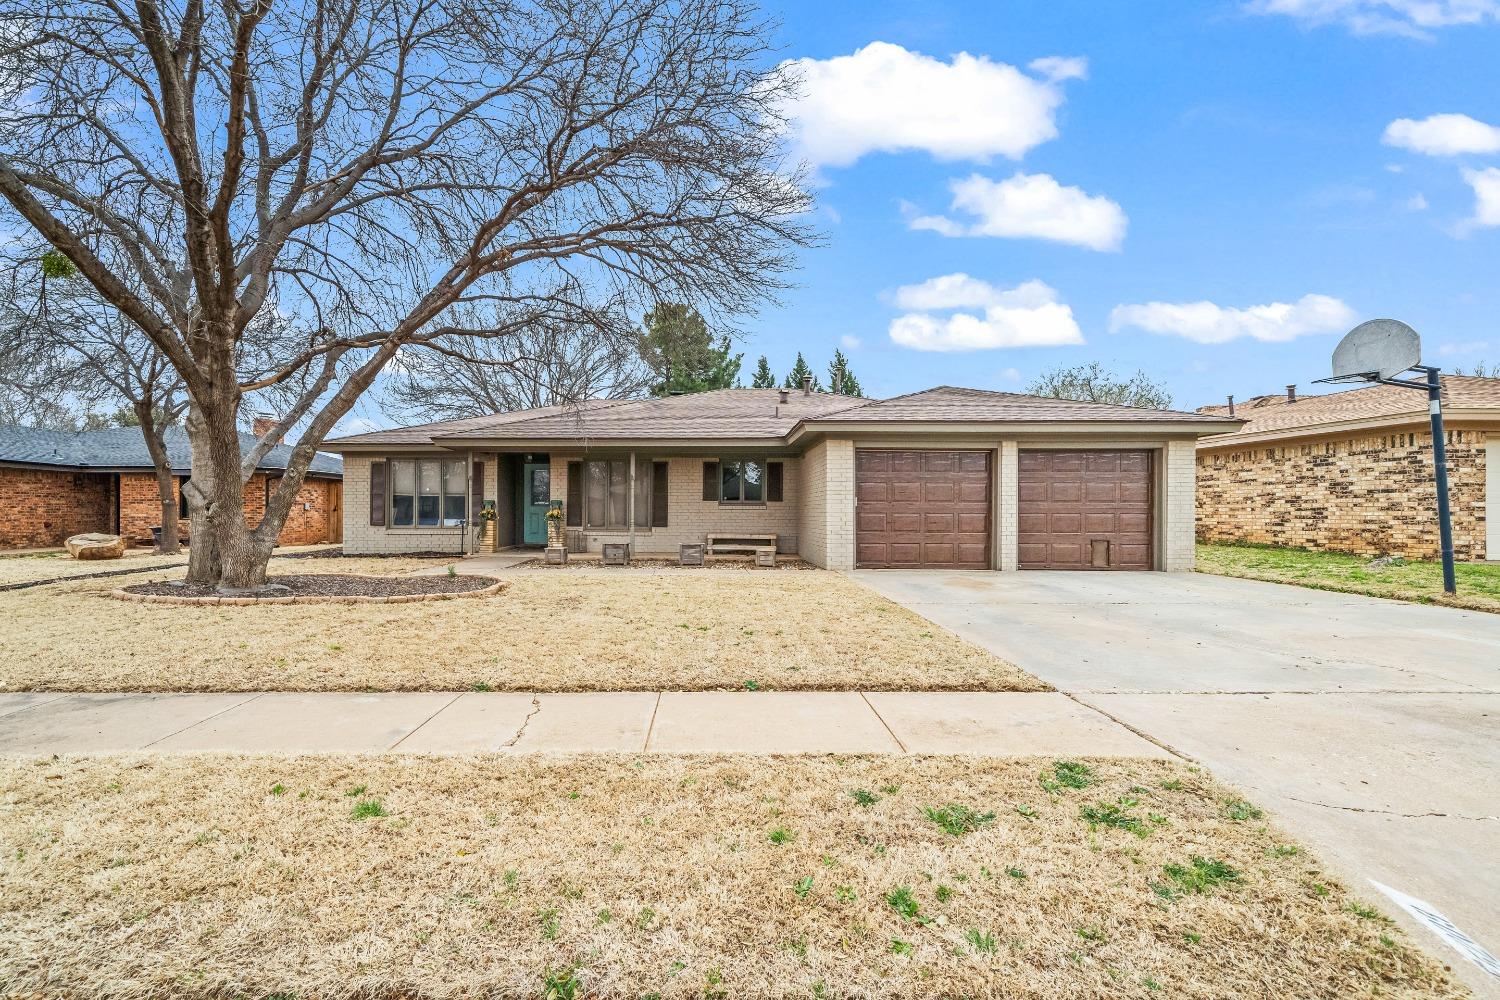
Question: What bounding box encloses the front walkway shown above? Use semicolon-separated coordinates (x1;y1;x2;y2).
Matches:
0;690;1167;757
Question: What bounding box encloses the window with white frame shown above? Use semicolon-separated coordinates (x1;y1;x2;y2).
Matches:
390;458;466;527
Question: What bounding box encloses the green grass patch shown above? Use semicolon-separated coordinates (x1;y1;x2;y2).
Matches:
1197;542;1500;613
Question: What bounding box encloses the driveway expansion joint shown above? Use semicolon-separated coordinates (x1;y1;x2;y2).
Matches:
1284;796;1499;823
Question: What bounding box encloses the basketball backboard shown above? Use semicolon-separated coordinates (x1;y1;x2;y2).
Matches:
1330;319;1422;382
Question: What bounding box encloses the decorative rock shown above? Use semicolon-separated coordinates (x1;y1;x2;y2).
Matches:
65;533;127;560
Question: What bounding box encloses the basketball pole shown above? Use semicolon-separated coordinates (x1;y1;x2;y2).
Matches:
1423;366;1458;595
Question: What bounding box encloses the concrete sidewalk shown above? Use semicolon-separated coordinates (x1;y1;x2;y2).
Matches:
0;690;1168;757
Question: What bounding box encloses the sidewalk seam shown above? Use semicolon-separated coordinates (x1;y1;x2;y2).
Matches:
859;692;907;753
642;692;662;751
1063;692;1191;762
141;693;265;749
389;693;465;750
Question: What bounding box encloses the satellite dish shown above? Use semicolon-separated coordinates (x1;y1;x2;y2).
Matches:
1331;319;1422;382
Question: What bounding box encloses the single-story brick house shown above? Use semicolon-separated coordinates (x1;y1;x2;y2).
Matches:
0;422;344;550
1195;376;1500;560
324;385;1239;570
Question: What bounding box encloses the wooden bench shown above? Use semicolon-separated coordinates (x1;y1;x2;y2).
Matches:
705;533;777;565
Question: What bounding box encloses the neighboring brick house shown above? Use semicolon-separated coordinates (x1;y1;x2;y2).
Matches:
325;385;1239;572
1195;376;1500;560
0;424;343;550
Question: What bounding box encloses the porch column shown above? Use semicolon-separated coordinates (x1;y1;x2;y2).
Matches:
997;440;1018;571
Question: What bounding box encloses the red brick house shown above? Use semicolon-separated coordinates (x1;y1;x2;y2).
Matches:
0;424;343;550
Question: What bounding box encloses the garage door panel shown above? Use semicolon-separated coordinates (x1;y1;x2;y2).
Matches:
856;450;991;569
1018;450;1153;571
1049;482;1083;503
924;512;955;533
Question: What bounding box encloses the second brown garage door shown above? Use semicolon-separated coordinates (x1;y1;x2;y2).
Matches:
1018;450;1153;570
856;450;991;569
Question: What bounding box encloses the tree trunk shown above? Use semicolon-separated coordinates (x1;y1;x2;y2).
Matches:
199;393;267;591
183;404;222;585
134;401;180;555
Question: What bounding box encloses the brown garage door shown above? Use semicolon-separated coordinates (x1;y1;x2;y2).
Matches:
856;450;991;569
1018;450;1152;570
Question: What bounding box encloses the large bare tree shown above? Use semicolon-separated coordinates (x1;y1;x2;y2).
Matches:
0;0;811;589
385;313;653;422
0;247;189;552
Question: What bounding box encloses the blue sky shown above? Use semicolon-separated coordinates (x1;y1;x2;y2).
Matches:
734;0;1500;409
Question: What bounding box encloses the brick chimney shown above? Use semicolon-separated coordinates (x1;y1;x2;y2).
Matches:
252;413;278;437
1227;394;1235;417
1286;385;1297;404
778;389;789;404
801;375;813;396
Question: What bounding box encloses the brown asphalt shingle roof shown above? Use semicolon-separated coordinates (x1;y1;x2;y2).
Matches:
813;385;1237;424
1196;375;1500;447
324;385;1236;449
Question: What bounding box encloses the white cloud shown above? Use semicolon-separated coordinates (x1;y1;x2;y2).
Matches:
839;334;862;350
1248;0;1500;38
780;42;1080;170
998;367;1023;383
1437;340;1491;356
1383;114;1500;156
911;172;1127;251
1109;294;1357;344
1405;193;1429;211
1027;55;1088;82
1461;166;1500;228
887;277;1085;352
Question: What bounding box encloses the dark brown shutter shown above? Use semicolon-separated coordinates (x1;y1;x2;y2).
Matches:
767;461;784;502
566;461;583;526
471;461;484;510
652;461;669;527
369;461;387;526
701;460;719;501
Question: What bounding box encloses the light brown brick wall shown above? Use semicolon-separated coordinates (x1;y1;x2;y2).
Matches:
0;467;114;548
550;454;803;554
1196;428;1488;560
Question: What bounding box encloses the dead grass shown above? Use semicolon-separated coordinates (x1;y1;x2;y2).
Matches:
1198;543;1500;615
0;754;1462;1000
0;557;1041;692
0;548;185;586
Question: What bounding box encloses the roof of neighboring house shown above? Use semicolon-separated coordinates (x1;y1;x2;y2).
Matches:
1196;375;1500;448
808;385;1234;424
324;385;1238;450
0;426;343;477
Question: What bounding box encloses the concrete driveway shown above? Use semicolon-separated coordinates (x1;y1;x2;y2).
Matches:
854;569;1500;996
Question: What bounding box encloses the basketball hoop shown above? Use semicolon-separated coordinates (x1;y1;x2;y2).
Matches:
1316;319;1456;594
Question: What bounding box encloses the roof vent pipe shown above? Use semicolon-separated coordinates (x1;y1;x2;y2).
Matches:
1226;394;1235;417
778;389;789;404
801;375;813;396
1286;384;1297;404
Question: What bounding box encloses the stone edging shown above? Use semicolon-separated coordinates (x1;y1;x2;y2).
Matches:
109;576;507;606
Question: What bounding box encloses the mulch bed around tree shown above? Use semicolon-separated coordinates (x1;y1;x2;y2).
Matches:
115;574;503;605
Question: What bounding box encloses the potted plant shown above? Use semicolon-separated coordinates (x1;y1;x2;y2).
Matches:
546;501;565;550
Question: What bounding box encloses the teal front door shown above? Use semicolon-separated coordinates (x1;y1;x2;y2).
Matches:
522;463;551;545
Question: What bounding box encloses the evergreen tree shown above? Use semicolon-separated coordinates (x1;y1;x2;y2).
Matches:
750;355;776;388
782;352;822;391
639;303;742;396
826;349;862;396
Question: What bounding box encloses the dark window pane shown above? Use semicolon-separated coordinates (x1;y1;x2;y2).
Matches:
634;459;652;527
720;460;741;502
743;460;764;502
418;496;440;525
530;468;550;506
443;494;466;524
392;461;415;526
392;495;414;526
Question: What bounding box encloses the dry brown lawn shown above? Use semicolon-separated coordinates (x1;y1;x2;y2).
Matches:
0;754;1462;1000
0;557;1041;692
